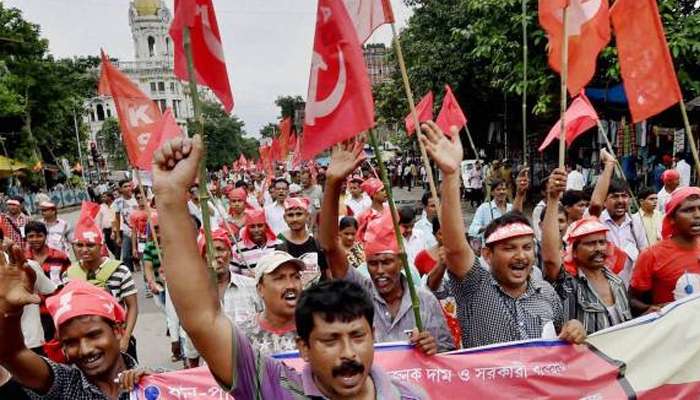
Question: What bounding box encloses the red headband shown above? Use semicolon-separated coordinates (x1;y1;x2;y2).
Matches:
662;187;700;239
284;197;310;211
73;202;103;245
484;223;534;245
198;228;232;256
46;280;125;330
228;188;247;201
363;209;400;257
241;209;276;246
662;169;680;184
360;178;384;198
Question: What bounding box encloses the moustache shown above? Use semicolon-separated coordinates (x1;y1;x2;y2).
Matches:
332;360;365;378
589;251;606;260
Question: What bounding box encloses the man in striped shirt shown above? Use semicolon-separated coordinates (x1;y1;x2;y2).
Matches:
63;209;139;361
230;208;280;276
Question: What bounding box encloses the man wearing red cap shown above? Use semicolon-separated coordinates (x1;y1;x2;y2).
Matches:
657;169;680;213
231;209;280;275
0;246;146;399
542;168;632;334
630;187;700;315
1;196;29;247
277;197;326;284
38;202;72;255
225;187;248;238
65;207;139;360
419;121;586;348
320;141;454;354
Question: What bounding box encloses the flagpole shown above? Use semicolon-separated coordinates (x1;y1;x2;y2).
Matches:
464;125;480;161
368;128;423;331
597;122;652;245
390;23;441;219
521;0;529;166
134;170;164;266
183;27;217;274
679;99;700;183
558;7;569;169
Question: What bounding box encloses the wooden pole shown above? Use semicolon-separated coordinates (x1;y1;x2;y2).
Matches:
390;23;441;219
521;0;529;166
134;170;163;265
679;99;700;183
183;27;216;273
368;129;423;331
558;7;569;170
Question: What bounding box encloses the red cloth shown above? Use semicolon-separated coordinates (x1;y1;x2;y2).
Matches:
631;239;700;304
662;187;700;239
241;209;276;246
197;228;232;256
129;209;149;237
300;0;375;160
228;188;247;201
611;0;682;122
45;280;126;330
98;51;162;170
363;209;399;257
414;249;438;275
405;91;433;135
436;85;467;136
345;0;395;44
27;247;72;314
284;197;310;211
661;169;680;184
538;94;599;152
278;117;292;158
73;202;104;245
360;178;384;198
539;0;611;95
170;0;234;112
137;108;184;169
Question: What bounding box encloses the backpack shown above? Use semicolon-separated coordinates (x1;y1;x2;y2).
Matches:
66;259;121;289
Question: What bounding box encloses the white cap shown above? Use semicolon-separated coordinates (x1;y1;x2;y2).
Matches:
289;183;302;194
254;251;305;285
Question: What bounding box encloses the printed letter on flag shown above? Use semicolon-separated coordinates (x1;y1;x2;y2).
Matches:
405;91;433;136
539;93;599;151
98;51;162;170
436;85;467;136
343;0;395;44
138;108;184;168
539;0;611;95
611;0;682;123
301;0;375;160
170;0;234;113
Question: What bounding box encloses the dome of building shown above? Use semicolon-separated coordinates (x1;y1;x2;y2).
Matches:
134;0;160;16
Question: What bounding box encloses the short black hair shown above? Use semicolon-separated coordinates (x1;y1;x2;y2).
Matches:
234;180;248;189
398;206;416;225
431;216;441;235
607;179;629;196
339;216;358;231
539;204;566;223
675;152;686;161
273;178;289;187
295;280;374;344
421;192;431;207
561;190;587;207
118;179;131;188
24;220;47;236
637;186;656;201
489;178;506;191
483;212;532;248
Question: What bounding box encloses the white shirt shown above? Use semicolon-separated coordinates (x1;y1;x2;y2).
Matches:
676;159;691;187
21;260;57;349
112;196;138;236
222;273;262;324
600;210;649;286
264;202;289;235
345;194;371;216
404;228;436;266
531;200;546;241
413;212;438;246
96;203;116;230
42;218;72;254
566;170;586;191
657;187;674;213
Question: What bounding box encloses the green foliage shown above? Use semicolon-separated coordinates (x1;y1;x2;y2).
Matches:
190;99;258;169
98;117;128;170
274;95;304;119
259;122;278;139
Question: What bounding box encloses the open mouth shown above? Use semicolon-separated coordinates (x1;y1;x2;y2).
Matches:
509;263;528;279
79;353;104;370
282;290;298;306
374;276;391;290
337;370;363;388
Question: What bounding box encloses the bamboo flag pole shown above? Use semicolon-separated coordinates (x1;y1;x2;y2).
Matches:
183;27;216;273
522;0;529;166
390;23;441;218
596;122;653;245
464;125;480;161
679;99;700;183
558;7;569;169
134;170;163;266
368;129;423;331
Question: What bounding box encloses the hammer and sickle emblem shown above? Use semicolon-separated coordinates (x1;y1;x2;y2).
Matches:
305;48;347;126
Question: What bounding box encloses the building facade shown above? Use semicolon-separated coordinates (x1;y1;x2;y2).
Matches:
363;43;393;87
84;0;193;173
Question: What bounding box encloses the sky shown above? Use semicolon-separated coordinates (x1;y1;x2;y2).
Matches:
6;0;413;139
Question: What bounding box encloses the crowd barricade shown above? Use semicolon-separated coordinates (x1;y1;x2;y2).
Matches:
22;189;90;214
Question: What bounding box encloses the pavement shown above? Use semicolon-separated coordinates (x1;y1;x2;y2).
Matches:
58;185;475;372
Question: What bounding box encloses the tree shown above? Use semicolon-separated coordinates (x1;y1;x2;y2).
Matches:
274;95;304;119
190;99;259;169
259;122;278;139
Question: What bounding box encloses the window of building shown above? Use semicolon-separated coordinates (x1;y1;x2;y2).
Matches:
158;81;165;92
165;37;171;55
170;82;175;93
96;104;105;121
159;99;167;112
90;111;95;122
148;36;156;57
172;99;179;118
106;108;112;118
150;82;157;93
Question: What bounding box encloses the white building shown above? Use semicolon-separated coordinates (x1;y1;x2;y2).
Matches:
84;0;193;171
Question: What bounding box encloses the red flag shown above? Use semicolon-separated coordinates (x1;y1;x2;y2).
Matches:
98;50;162;170
137;108;184;169
238;154;247;166
288;132;297;158
404;91;434;135
539;0;611;95
436;85;467;135
538;94;599;151
301;0;375;160
170;0;234;113
270;138;282;162
343;0;395;44
278;117;292;157
611;0;682;123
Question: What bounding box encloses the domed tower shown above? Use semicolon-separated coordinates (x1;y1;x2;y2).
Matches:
129;0;172;61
